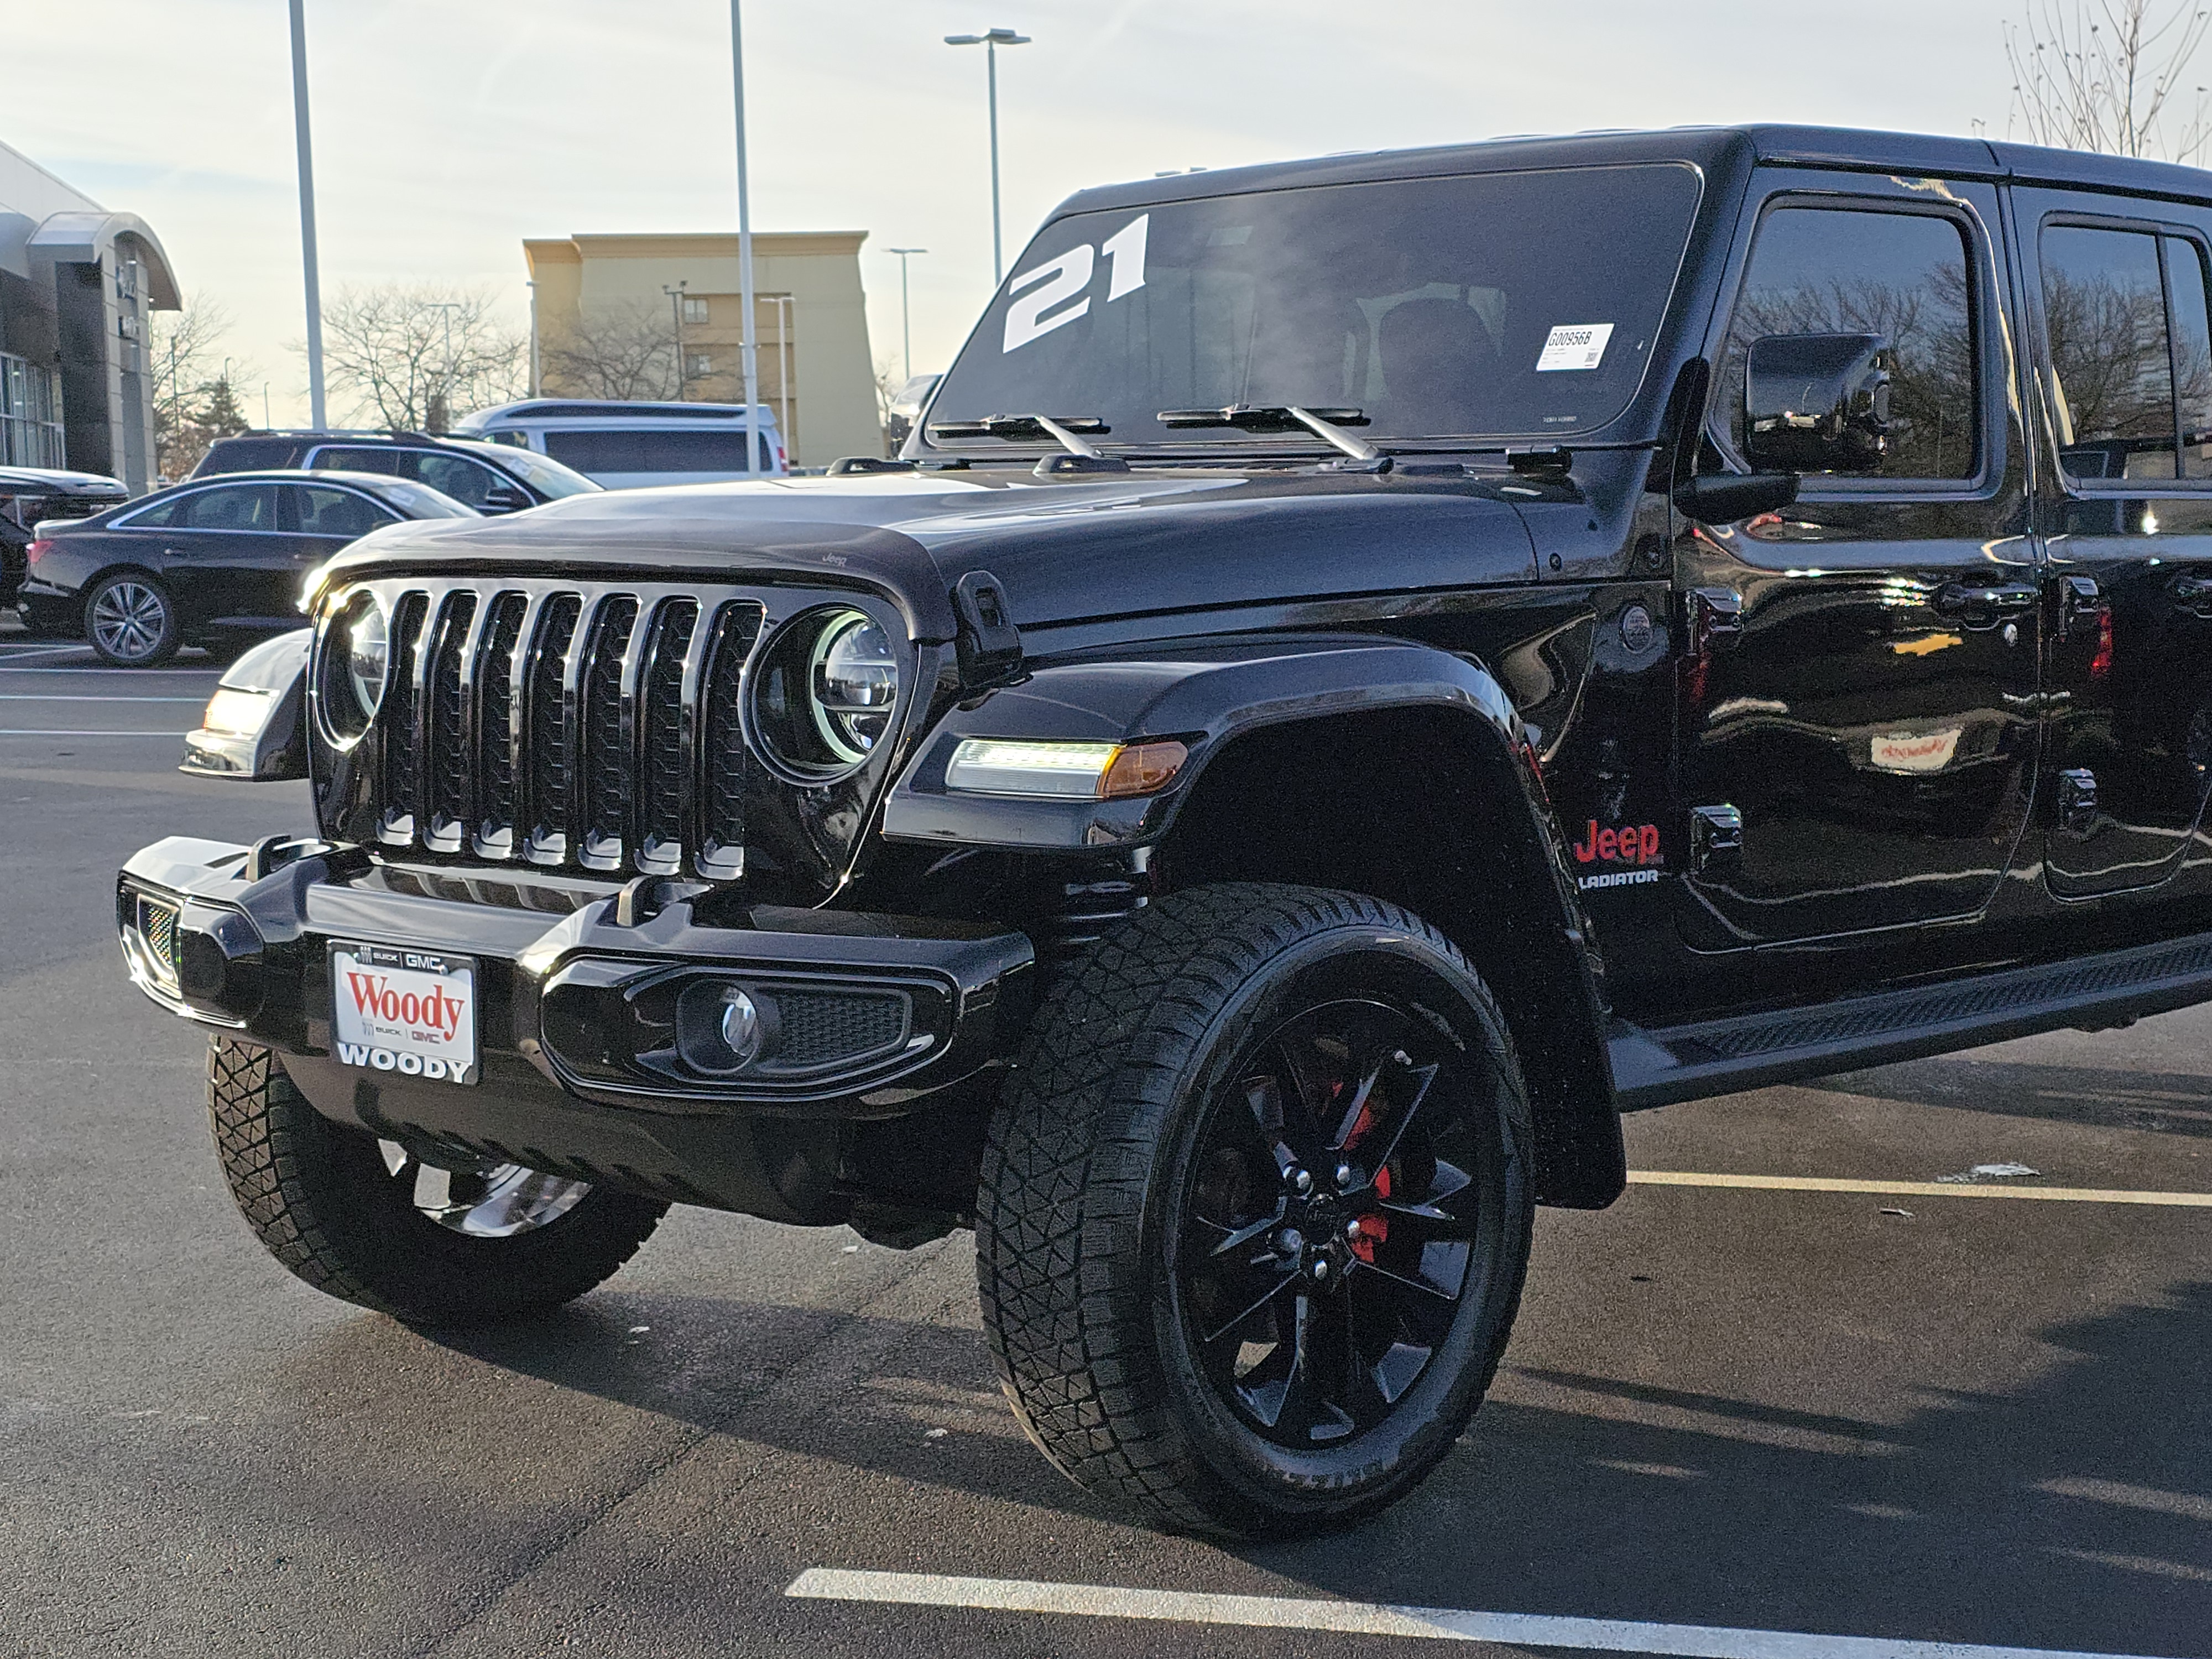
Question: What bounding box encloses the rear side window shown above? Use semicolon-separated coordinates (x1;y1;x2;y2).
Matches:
543;428;773;473
2040;223;2212;482
171;484;279;531
310;447;401;476
1719;205;1979;479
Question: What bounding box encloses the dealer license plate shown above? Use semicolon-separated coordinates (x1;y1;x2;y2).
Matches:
329;943;479;1085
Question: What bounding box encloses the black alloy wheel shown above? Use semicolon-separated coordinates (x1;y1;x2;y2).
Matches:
85;572;180;666
1176;997;1486;1448
978;883;1533;1538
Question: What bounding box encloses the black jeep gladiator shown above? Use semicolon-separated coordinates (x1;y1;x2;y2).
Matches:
116;124;2212;1537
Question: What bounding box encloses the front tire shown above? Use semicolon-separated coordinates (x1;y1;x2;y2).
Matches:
977;884;1534;1538
85;572;180;666
207;1037;666;1324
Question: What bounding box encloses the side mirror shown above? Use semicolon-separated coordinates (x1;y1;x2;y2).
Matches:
482;484;531;513
1744;332;1893;474
1672;471;1799;525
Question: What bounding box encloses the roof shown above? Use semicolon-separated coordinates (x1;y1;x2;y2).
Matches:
1052;124;2212;219
25;210;181;308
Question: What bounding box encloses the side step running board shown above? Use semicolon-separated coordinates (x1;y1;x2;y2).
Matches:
1609;930;2212;1110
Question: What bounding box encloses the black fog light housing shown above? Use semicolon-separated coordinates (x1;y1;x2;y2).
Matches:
676;979;782;1076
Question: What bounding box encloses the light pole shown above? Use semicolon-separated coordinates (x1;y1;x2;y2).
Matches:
731;1;761;476
425;301;461;430
663;281;689;397
525;279;540;397
888;247;926;380
288;0;326;430
943;29;1029;285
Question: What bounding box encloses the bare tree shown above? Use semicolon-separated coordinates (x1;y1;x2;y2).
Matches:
2007;0;2212;161
148;294;251;478
542;300;682;401
315;283;529;431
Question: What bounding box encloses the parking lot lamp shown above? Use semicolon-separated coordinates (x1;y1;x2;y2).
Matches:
944;29;1029;284
888;248;926;379
288;0;327;429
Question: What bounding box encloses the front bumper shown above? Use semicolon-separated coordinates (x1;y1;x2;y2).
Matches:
118;836;1034;1220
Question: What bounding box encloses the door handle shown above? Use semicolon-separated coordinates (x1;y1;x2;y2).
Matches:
2169;573;2212;615
1934;581;2038;627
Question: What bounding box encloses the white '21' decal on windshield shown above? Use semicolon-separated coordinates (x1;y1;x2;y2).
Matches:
1002;215;1148;353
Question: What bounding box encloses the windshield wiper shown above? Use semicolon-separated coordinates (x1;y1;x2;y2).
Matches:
1156;404;1383;465
927;413;1108;455
925;413;1130;474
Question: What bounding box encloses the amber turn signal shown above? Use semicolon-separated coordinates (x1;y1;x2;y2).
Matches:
1100;740;1188;799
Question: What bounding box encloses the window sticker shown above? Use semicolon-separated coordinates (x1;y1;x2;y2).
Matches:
1001;215;1150;352
1536;322;1615;372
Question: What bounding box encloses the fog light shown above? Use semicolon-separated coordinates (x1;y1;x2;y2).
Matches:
674;979;780;1076
721;988;763;1066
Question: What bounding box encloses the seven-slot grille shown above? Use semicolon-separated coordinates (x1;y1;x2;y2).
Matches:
361;585;766;880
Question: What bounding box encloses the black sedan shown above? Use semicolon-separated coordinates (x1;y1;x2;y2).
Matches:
17;470;476;666
1;465;129;613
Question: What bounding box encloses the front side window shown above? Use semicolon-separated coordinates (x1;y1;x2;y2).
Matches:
409;452;502;507
928;164;1704;446
2041;223;2212;482
288;484;397;538
1719;206;1979;479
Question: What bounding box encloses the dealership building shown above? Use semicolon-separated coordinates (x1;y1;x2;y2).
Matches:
0;138;178;492
525;230;881;468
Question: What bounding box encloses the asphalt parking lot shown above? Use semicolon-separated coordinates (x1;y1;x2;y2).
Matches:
2;615;2207;1659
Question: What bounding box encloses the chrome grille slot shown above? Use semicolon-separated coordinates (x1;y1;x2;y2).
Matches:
578;596;638;872
423;591;479;853
525;593;583;864
638;598;698;875
473;592;529;859
699;601;765;882
378;590;432;844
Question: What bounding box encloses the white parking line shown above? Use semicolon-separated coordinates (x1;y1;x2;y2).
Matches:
0;695;206;703
0;729;190;738
784;1569;2187;1659
1626;1171;2212;1207
0;644;89;660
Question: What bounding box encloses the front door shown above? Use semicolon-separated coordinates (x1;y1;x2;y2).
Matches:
1673;176;2042;950
2020;197;2212;899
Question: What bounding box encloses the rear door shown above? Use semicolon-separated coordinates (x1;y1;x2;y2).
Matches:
148;482;285;622
1673;173;2042;948
283;481;400;587
2017;194;2212;898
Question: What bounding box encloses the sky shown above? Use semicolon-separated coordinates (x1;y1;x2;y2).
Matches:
4;0;2035;426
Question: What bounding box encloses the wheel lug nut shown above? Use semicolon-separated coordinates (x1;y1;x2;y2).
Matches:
1334;1163;1355;1189
1344;1218;1362;1240
1291;1167;1313;1193
1392;1048;1413;1067
1312;1259;1331;1280
1277;1228;1305;1256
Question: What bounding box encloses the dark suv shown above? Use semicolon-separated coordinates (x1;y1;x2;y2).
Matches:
192;429;598;514
112;125;2212;1538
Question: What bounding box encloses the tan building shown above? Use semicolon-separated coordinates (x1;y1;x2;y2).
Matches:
524;231;881;467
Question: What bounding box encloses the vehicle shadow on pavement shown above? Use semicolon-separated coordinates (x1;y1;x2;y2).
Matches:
1251;1280;2212;1657
1806;1058;2212;1138
406;1268;2212;1655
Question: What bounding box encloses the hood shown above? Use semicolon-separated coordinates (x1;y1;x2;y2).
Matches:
312;467;1541;637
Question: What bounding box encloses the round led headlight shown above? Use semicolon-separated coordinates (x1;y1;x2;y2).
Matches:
344;595;390;721
752;606;902;780
319;590;390;742
811;609;899;763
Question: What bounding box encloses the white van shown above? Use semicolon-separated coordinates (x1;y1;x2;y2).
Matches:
454;400;787;488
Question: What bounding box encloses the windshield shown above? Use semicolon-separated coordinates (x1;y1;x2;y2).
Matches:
453;439;601;497
928;164;1702;450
